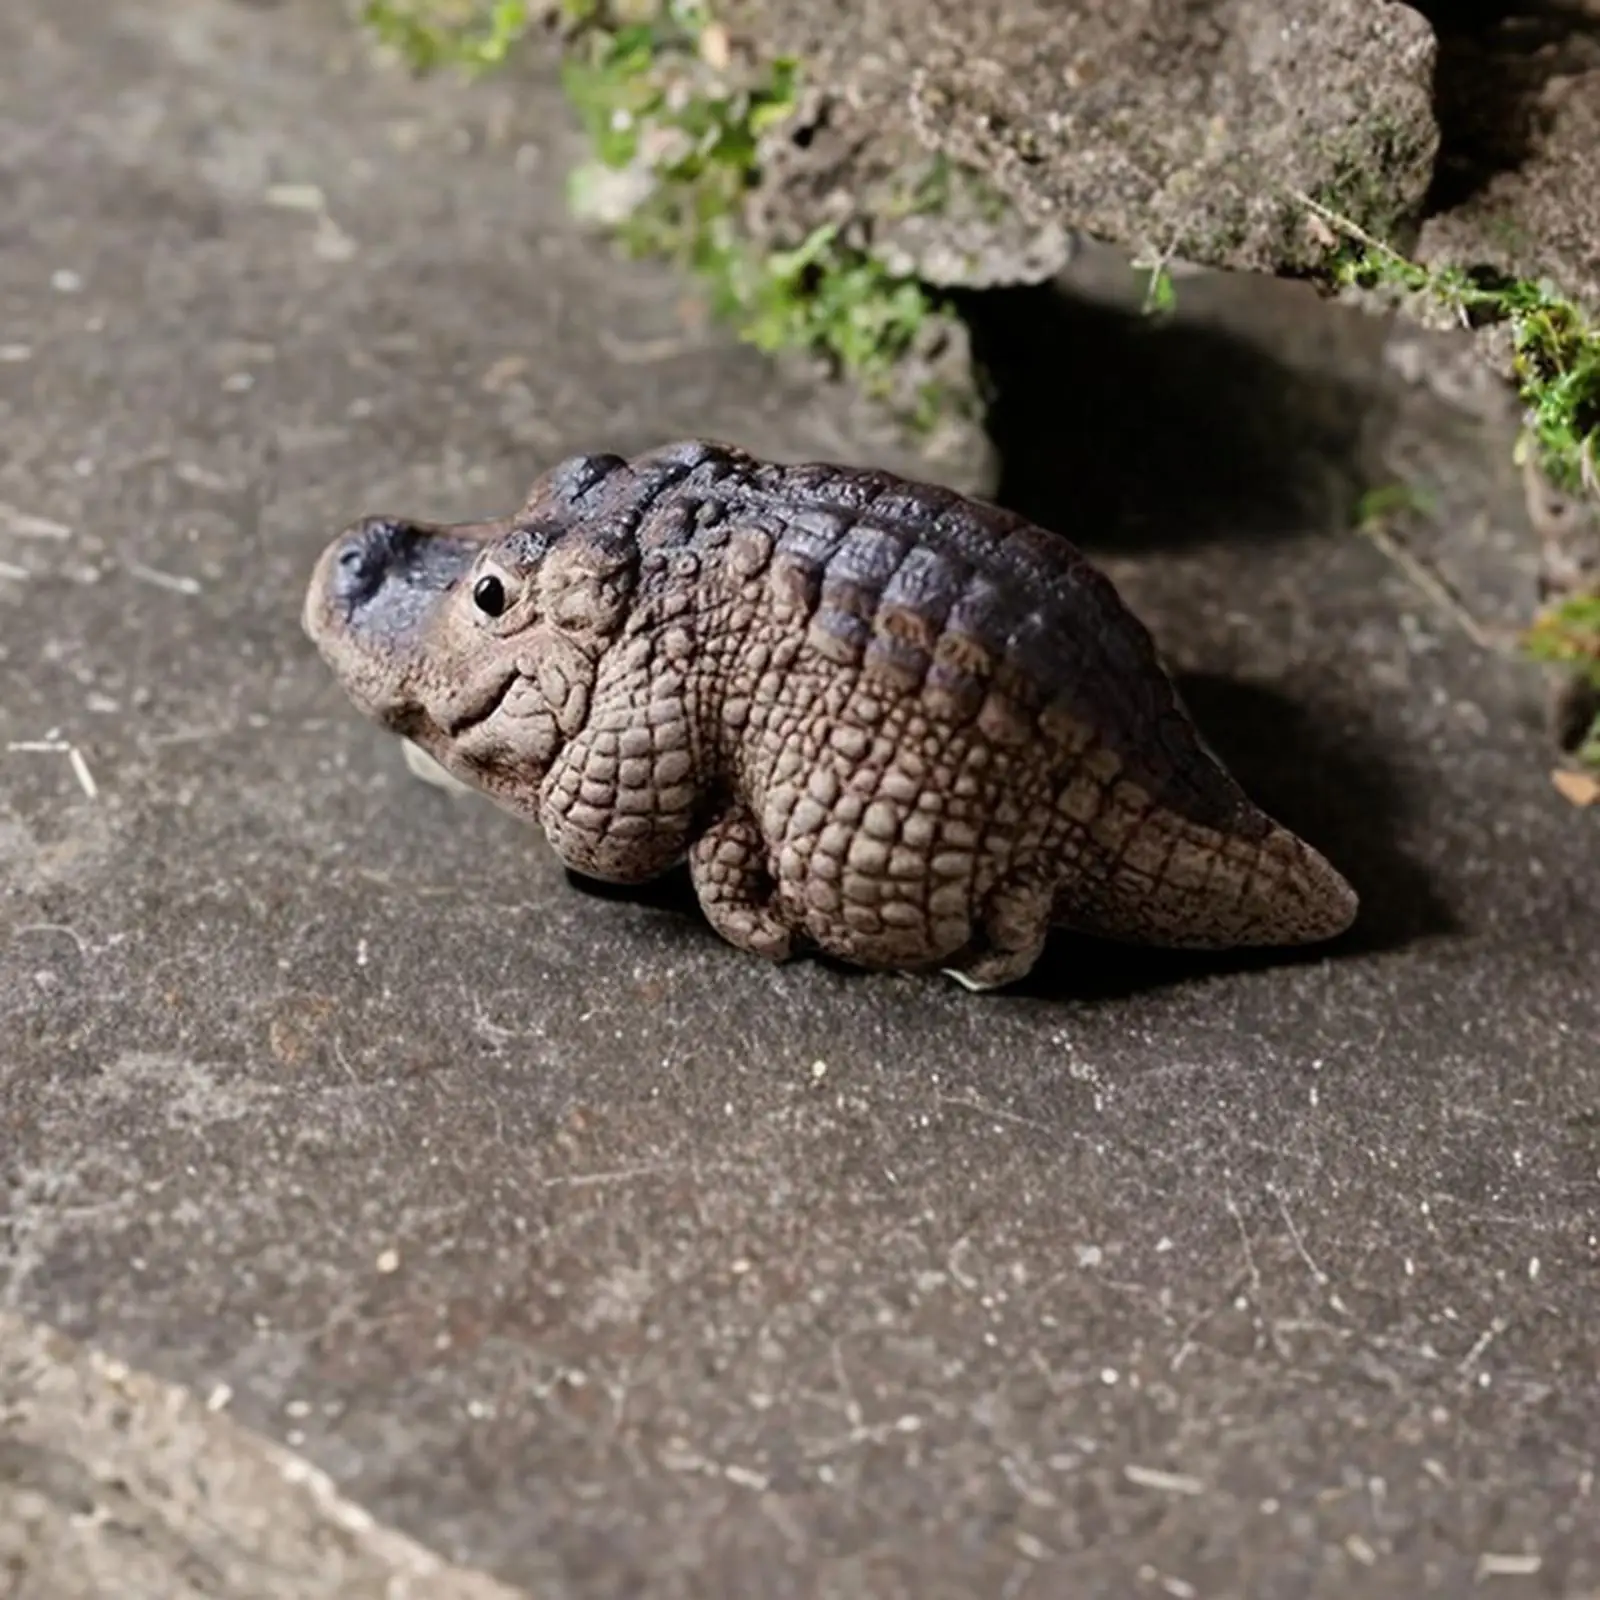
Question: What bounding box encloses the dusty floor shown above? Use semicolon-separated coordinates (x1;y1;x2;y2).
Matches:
2;3;1597;1598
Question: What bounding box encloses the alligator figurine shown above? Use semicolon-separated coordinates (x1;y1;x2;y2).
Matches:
303;440;1357;988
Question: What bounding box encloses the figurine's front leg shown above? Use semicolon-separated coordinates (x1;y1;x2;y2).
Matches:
538;696;699;883
687;808;794;961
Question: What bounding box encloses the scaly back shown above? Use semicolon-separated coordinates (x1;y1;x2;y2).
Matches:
516;440;1265;842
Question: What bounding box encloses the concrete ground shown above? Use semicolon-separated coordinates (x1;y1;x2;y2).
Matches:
2;2;1597;1597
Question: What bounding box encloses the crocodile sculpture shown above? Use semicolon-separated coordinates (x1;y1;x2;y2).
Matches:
302;440;1357;988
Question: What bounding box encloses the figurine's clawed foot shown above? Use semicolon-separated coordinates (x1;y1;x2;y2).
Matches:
689;809;793;962
940;873;1053;992
941;945;1044;992
401;739;474;795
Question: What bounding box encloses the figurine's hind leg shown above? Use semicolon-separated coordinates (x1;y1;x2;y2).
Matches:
940;870;1056;992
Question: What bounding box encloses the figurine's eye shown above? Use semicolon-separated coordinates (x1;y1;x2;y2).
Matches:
472;573;508;617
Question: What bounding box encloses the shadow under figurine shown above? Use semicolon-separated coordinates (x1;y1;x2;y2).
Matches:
303;440;1357;990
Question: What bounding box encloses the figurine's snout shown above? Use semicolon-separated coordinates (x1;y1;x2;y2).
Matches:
303;510;503;661
329;517;414;612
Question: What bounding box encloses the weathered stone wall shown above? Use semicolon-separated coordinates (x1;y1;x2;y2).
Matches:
730;0;1441;284
720;0;1600;332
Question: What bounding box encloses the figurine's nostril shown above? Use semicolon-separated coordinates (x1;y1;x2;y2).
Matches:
331;518;397;608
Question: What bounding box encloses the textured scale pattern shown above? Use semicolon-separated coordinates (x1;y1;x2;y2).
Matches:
303;439;1358;988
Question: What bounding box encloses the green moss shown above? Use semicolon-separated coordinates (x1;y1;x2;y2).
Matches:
1139;263;1177;316
1296;195;1600;762
1298;194;1600;500
1371;254;1600;499
1524;594;1600;766
1523;594;1600;688
359;0;537;73
360;0;966;431
1307;114;1434;252
561;4;960;426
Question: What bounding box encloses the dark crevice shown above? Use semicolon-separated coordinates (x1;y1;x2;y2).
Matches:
954;279;1385;556
1408;0;1600;216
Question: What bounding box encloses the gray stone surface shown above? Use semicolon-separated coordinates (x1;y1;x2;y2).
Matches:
2;3;1599;1599
1;1312;521;1599
730;0;1438;284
